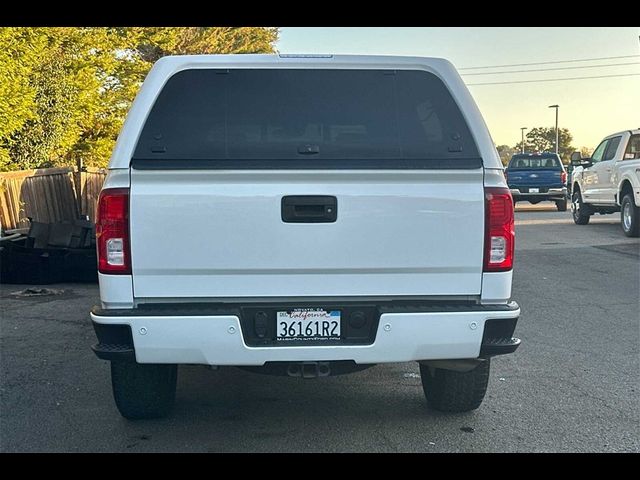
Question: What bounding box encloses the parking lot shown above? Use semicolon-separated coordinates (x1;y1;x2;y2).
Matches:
1;203;638;453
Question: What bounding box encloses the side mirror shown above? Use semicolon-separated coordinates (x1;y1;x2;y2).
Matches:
570;151;582;165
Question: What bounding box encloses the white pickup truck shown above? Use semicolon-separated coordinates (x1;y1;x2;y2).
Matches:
570;129;640;236
90;54;521;419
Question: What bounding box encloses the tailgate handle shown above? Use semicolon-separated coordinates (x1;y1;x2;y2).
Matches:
281;196;337;223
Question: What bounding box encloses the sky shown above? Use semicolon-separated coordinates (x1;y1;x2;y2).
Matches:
277;27;640;150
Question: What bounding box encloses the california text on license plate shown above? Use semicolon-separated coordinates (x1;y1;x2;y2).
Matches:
276;309;341;341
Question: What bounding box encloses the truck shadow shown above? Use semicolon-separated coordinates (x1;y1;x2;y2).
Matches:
150;364;482;451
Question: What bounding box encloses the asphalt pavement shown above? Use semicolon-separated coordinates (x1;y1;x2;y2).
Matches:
1;202;638;452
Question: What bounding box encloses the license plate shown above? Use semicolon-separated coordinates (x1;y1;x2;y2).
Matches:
276;309;341;341
529;188;539;193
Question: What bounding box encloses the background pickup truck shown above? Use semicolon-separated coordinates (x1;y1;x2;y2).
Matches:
570;129;640;237
505;153;568;211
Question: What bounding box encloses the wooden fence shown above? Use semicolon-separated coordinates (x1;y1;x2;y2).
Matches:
0;167;107;231
76;168;107;224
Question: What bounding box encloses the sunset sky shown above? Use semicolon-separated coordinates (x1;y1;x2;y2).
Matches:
277;27;640;150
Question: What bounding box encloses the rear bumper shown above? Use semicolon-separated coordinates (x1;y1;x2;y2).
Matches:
90;302;520;365
510;187;567;201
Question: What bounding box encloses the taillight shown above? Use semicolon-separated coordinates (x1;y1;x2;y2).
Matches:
96;188;130;274
483;187;514;272
560;171;567;184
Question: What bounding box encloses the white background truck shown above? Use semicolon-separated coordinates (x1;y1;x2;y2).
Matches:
91;54;520;419
570;129;640;236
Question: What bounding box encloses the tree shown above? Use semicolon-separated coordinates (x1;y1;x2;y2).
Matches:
496;145;517;166
580;146;594;158
132;27;279;63
0;28;45;169
8;43;85;169
1;28;132;169
0;27;279;171
514;127;575;163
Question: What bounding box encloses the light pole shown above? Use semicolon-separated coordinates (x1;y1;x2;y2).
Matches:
548;105;559;154
520;127;527;154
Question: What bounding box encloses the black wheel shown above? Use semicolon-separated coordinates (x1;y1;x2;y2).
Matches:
419;359;490;413
556;197;568;212
111;362;177;419
571;189;591;225
621;193;640;237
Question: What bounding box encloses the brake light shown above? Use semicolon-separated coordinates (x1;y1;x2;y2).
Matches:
560;171;567;184
96;188;130;274
483;187;514;272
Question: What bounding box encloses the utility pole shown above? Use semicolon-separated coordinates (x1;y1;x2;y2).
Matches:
548;105;559;154
520;127;527;154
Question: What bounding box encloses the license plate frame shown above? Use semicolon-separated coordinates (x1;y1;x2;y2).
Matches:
276;308;341;342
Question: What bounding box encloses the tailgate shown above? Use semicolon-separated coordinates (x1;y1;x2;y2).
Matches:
129;168;485;299
508;169;563;187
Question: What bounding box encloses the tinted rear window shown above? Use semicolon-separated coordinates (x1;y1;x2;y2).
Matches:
625;134;640;160
508;156;562;169
133;69;480;168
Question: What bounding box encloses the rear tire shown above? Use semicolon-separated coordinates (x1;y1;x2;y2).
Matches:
571;190;591;225
556;198;568;212
111;362;177;420
621;193;640;237
420;359;490;413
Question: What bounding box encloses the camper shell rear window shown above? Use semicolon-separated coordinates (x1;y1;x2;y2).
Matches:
132;69;481;169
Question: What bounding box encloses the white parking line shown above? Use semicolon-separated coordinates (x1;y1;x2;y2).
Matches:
516;219;573;225
516;219;618;226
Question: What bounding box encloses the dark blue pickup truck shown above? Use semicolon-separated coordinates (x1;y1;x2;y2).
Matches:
505;153;568;211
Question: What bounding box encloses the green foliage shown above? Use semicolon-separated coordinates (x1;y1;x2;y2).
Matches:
10;50;81;168
514;127;575;162
496;144;517;166
132;27;279;63
0;28;44;167
0;27;279;171
580;146;594;158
